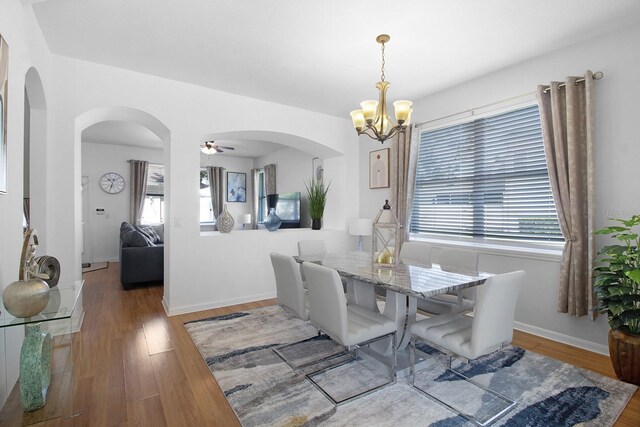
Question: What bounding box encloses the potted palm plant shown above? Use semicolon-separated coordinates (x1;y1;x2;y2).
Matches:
305;180;330;230
594;215;640;385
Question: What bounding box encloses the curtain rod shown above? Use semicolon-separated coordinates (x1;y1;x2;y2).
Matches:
416;71;603;127
541;70;603;93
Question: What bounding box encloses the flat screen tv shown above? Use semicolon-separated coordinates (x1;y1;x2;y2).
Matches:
275;192;301;228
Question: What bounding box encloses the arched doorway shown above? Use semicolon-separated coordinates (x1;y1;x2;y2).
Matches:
74;107;170;293
24;67;48;251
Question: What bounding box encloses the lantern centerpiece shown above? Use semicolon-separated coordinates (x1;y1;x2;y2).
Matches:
372;200;400;269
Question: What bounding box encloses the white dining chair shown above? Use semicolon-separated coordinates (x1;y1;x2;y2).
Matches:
399;241;432;267
417;247;479;315
297;240;327;257
270;252;309;320
302;261;397;405
409;270;525;426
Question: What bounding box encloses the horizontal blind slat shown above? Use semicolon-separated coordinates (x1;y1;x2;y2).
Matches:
411;104;562;242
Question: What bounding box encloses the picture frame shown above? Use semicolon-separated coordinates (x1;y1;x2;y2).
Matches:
369;148;390;189
0;34;8;195
227;172;247;202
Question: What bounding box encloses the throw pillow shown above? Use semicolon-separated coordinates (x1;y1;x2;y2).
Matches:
149;224;164;243
135;225;162;244
120;222;135;235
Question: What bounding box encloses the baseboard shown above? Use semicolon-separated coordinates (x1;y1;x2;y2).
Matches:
514;321;609;356
164;291;277;316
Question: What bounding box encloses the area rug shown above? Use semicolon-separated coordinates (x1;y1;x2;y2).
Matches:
82;261;108;273
184;306;637;426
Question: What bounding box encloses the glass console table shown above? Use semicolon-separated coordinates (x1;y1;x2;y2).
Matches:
0;280;83;425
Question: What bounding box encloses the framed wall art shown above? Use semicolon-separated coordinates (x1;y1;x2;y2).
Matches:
369;148;389;189
0;34;8;194
227;172;247;202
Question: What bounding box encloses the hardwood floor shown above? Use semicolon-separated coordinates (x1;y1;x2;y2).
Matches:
1;262;638;426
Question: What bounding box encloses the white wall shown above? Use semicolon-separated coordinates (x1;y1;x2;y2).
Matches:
44;51;358;318
81;141;163;262
200;152;253;228
0;0;54;409
359;22;640;352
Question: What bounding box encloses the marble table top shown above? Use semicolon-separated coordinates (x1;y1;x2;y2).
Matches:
295;251;492;300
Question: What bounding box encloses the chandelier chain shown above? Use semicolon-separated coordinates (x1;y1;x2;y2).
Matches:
380;41;386;82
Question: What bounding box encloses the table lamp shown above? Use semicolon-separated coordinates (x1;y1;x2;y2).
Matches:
348;218;373;251
238;213;252;229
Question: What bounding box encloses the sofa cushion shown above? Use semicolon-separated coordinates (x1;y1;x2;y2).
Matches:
122;229;155;247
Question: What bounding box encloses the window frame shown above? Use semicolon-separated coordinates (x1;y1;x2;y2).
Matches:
199;168;216;225
140;163;165;225
410;98;564;257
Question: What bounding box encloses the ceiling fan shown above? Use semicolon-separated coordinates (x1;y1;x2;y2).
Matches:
201;140;235;154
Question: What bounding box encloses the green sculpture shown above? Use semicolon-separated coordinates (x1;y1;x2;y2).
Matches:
20;323;52;411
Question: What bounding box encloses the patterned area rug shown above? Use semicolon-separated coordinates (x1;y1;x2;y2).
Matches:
184;306;636;426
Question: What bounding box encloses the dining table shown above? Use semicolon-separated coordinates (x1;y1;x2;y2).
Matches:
295;251;492;374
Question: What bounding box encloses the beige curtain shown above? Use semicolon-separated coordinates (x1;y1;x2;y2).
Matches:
251;168;260;229
130;160;149;225
207;166;224;227
390;125;420;249
264;164;277;196
537;71;595;318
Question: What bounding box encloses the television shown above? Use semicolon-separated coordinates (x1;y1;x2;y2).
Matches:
268;192;301;228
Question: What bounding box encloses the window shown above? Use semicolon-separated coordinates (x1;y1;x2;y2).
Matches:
410;104;562;243
200;169;215;223
140;163;164;225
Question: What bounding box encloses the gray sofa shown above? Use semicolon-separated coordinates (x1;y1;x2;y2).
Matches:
119;222;164;290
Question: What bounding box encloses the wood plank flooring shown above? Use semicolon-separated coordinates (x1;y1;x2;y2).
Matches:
0;262;638;426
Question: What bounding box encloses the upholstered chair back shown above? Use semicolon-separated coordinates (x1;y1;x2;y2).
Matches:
270;252;308;320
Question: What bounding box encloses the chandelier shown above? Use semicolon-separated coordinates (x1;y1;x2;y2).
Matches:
350;34;412;144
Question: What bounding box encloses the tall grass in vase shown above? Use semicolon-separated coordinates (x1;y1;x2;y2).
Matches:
305;180;330;230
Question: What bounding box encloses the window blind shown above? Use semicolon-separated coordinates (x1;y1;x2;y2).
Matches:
410;104;563;242
146;163;164;196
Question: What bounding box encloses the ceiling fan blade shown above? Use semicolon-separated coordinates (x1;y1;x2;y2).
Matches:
218;146;235;150
214;147;223;153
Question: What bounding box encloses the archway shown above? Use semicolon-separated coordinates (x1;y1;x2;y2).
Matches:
74;107;170;294
24;67;48;251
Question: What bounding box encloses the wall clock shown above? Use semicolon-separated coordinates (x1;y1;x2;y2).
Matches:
99;172;125;194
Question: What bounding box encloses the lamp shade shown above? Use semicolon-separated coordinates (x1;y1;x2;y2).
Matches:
238;214;252;224
348;218;372;236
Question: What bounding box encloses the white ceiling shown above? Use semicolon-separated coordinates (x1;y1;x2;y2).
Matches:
32;0;640;119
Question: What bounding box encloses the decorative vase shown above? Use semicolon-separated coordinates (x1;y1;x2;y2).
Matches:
608;329;640;385
216;205;235;233
264;208;282;232
2;279;51;318
312;218;322;230
20;323;52;411
34;256;60;288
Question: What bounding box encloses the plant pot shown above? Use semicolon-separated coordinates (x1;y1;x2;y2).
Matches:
311;219;322;230
608;329;640;385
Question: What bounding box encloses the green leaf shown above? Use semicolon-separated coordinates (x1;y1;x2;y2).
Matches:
595;226;628;235
616;233;638;241
621;216;640;227
609;303;626;315
624;269;640;284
